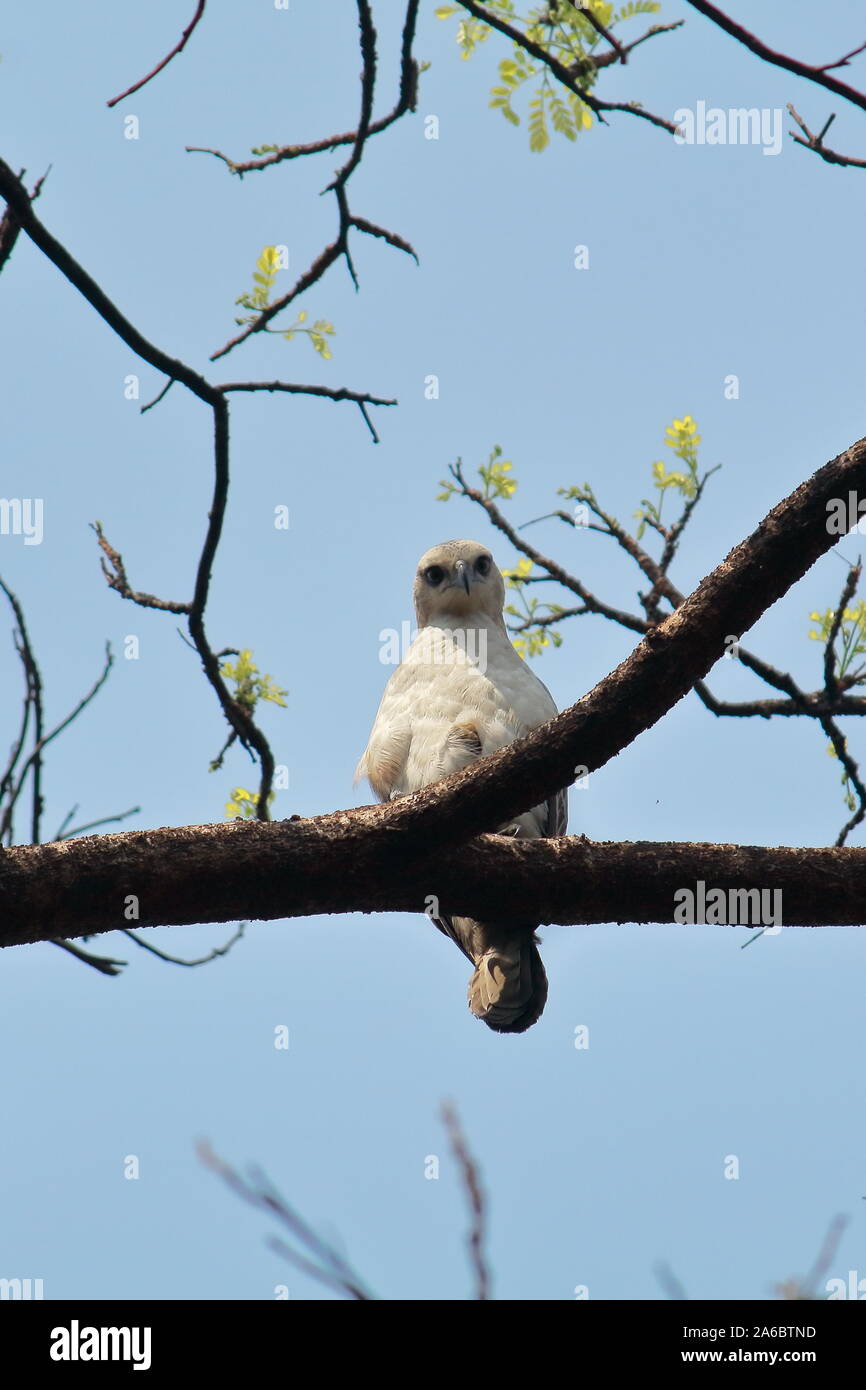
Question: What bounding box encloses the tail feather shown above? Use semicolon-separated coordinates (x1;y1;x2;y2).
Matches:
436;914;549;1034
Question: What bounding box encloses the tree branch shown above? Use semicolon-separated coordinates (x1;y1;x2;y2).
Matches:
454;0;681;134
787;104;866;170
441;1102;489;1301
210;0;417;360
186;0;420;175
4;432;866;942
197;1142;374;1300
217;381;396;444
6;825;866;946
684;2;866;117
106;0;207;108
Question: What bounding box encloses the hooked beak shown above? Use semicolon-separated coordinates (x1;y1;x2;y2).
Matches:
453;559;471;594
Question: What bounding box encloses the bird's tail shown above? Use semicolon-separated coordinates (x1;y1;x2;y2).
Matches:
440;915;549;1034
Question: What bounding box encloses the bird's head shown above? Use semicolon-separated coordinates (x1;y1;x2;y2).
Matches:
413;539;505;627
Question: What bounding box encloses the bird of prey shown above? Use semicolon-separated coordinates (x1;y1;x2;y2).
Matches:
356;539;566;1033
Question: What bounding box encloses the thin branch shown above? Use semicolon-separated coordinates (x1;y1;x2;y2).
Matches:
658;465;722;574
820;714;866;847
211;0;417;361
592;21;685;72
197;1142;374;1300
486;471;866;745
0;580;36;828
692;688;866;720
212;242;343;361
441;1102;489;1301
326;0;377;194
51;938;127;976
777;1215;849;1301
56;805;141;841
577;5;625;62
1;578;44;843
186;0;421;176
821;41;866;74
824;565;861;697
654;1260;688;1300
120;920;246;967
685;2;866;116
511;605;588;633
140;378;176;414
0;162;281;813
91;523;191;613
348;213;417;260
106;0;207;107
0;7;415;827
0;644;112;846
788;104;866;170
0;159;219;406
455;0;681;134
217;380;397;444
447;461;648;633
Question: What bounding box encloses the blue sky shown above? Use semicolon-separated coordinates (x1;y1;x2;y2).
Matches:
1;0;865;1300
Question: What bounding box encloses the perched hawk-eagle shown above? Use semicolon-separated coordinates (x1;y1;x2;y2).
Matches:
356;539;566;1033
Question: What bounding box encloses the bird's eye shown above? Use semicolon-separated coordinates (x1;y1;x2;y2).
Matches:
425;565;445;585
475;555;491;576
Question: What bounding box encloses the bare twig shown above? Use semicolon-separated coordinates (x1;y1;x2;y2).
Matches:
787;104;866;170
820;714;866;847
187;0;420;175
197;1141;374;1300
0;161;287;819
685;2;866;116
210;0;418;361
91;523;191;613
121;920;246;967
592;21;685;72
0;603;113;847
777;1215;849;1300
107;0;207;107
441;1102;490;1301
52;939;127;976
824;565;861;696
217;380;397;444
56;805;141;841
654;1260;688;1300
140;378;176;414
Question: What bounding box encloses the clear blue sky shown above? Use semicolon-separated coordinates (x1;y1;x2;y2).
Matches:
1;1;865;1300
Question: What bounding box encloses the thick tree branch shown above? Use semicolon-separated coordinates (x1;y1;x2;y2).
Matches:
4;434;866;944
4;825;866;946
